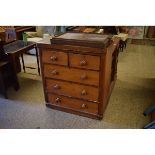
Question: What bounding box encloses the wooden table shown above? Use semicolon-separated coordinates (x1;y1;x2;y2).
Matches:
3;40;40;90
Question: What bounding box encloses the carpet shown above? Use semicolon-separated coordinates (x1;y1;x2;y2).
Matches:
0;98;122;129
1;43;155;129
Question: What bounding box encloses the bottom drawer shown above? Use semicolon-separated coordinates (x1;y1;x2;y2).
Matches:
47;94;98;114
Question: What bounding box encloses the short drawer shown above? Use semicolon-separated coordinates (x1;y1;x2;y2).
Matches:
69;53;100;70
46;79;99;101
42;50;68;66
44;64;99;86
47;93;98;114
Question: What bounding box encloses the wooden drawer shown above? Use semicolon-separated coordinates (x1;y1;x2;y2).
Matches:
46;79;99;101
69;53;100;70
47;93;98;114
42;50;68;66
44;64;99;86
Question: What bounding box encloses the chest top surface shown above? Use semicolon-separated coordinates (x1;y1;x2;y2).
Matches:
51;32;111;48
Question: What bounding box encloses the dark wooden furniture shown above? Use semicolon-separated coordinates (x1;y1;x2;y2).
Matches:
0;29;18;98
14;26;35;40
38;32;120;119
0;26;35;73
0;61;16;98
3;40;40;90
0;26;35;40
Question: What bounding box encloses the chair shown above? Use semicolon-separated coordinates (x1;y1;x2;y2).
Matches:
112;26;128;51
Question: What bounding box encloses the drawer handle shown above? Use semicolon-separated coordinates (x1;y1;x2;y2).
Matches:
80;74;87;80
55;97;61;103
80;60;87;66
53;84;61;89
51;70;59;75
81;89;87;95
81;103;87;109
50;56;57;61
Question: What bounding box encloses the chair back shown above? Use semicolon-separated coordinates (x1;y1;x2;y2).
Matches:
5;28;16;43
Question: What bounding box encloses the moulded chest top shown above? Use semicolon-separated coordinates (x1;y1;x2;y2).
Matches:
51;32;112;48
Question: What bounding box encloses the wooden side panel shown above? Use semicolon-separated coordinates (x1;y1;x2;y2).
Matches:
101;38;119;113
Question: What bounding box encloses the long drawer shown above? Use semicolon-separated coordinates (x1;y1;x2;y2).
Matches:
69;53;100;70
44;64;99;86
46;79;99;101
47;93;98;114
42;50;68;66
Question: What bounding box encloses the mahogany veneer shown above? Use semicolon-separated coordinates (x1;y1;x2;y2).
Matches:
38;32;120;119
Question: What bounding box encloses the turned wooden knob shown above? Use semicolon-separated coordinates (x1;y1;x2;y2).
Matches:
80;74;87;80
80;60;87;66
53;84;60;89
50;55;57;61
81;103;87;108
51;70;59;75
55;97;61;103
81;89;87;95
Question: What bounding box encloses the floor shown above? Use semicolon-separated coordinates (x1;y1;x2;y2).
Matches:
0;43;155;128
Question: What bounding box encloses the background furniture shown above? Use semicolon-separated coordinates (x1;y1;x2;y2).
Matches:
38;32;120;119
146;26;155;38
66;26;128;51
0;28;18;98
0;26;36;72
24;26;56;55
0;61;15;98
66;26;118;34
3;40;40;90
114;33;128;51
14;26;35;40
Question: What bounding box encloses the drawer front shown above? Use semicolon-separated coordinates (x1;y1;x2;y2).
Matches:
46;79;99;101
44;64;99;86
47;94;98;114
69;53;100;70
42;50;68;66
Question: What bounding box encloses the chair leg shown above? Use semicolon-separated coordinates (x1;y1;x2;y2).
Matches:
119;42;124;52
124;40;127;48
35;46;40;75
21;53;26;73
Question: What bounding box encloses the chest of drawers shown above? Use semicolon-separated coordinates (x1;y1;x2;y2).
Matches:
38;33;120;119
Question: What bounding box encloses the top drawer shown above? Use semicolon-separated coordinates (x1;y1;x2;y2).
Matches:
69;53;100;70
42;50;68;66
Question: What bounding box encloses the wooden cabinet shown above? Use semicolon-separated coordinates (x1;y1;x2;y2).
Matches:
38;32;120;119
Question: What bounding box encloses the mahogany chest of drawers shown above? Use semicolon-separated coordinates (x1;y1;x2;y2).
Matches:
38;33;120;119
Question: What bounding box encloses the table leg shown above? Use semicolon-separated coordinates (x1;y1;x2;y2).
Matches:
10;55;20;90
35;45;40;75
21;53;26;73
